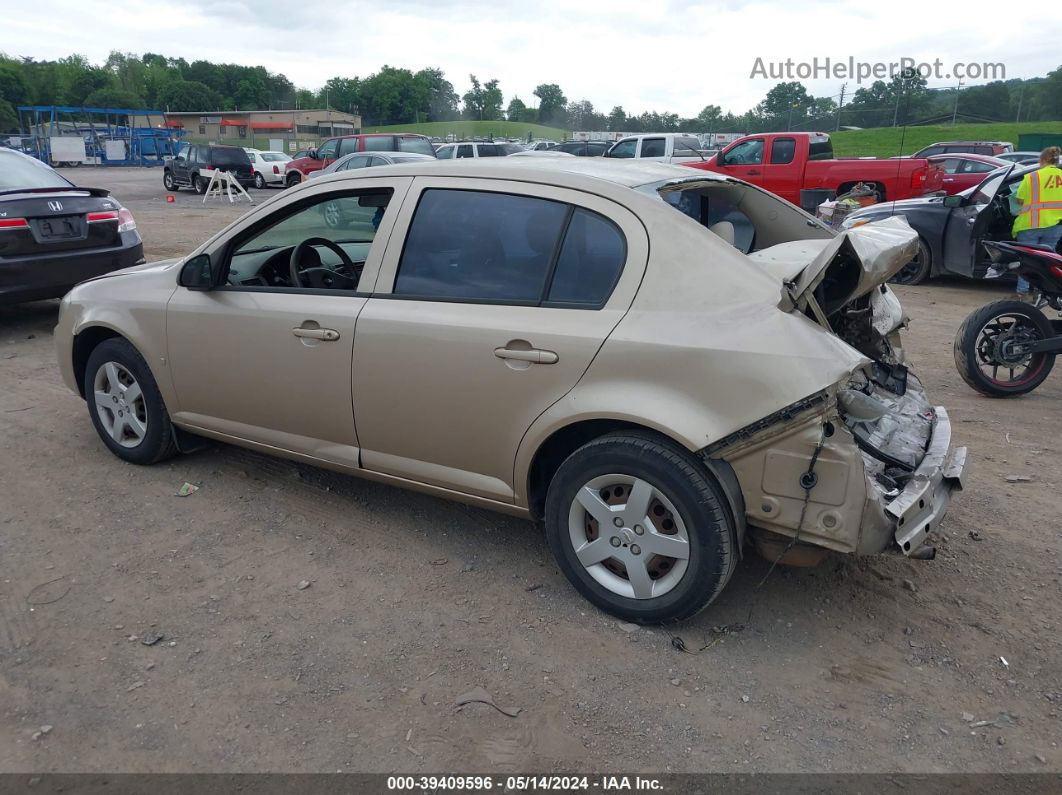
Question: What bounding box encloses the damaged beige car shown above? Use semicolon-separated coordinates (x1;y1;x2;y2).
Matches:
55;159;965;623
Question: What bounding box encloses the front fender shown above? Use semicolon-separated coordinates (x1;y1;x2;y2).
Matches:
60;274;179;409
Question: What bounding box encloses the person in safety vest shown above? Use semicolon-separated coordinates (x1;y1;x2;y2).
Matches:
1013;146;1062;296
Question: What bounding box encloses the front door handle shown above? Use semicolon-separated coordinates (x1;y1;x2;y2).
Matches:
494;346;559;364
293;326;340;341
746;169;761;175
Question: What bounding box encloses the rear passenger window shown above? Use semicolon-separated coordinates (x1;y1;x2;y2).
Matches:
770;138;796;164
478;145;499;157
547;209;626;305
394;190;627;306
363;136;396;151
640;138;665;158
395;190;568;302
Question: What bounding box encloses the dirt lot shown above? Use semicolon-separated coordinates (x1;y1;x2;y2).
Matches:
1;167;1060;774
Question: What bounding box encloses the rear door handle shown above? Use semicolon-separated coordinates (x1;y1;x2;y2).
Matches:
293;327;340;341
494;346;559;364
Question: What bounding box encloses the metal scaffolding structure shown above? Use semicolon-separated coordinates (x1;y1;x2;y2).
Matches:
15;105;184;167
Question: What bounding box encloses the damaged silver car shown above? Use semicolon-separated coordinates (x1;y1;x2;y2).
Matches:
54;158;964;624
642;168;966;568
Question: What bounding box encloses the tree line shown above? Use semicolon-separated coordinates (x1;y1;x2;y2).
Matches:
1;51;1060;134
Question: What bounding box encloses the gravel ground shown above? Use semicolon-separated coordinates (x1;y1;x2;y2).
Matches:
0;167;1060;774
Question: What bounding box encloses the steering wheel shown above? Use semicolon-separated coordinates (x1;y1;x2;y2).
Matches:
289;237;358;289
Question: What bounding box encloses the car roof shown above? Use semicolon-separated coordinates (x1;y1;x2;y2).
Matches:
310;156;725;192
922;140;1010;147
927;153;1009;164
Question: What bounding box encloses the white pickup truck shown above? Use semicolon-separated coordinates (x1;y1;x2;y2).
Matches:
603;133;711;164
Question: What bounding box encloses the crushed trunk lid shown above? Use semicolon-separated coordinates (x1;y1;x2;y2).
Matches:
774;215;919;316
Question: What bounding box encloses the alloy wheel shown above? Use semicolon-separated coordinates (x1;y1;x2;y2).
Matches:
567;474;690;599
92;361;148;448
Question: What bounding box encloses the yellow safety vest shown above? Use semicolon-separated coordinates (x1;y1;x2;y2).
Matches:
1013;166;1062;236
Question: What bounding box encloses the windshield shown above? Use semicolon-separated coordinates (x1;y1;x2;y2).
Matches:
0;153;75;191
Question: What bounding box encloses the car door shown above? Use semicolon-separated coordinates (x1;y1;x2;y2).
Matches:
715;138;766;185
943;166;1015;277
351;177;649;503
760;136;800;204
174;146;194;184
165;177;412;468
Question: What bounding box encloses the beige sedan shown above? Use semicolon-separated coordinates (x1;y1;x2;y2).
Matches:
55;159;965;623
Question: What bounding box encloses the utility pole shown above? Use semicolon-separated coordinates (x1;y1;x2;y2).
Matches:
951;80;963;125
1015;82;1024;122
892;89;901;127
835;83;846;131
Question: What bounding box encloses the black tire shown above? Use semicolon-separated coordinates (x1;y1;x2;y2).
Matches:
544;432;738;624
163;170;178;191
285;171;301;188
889;237;931;285
84;338;179;465
254;172;266;189
192;173;206;194
953;299;1055;397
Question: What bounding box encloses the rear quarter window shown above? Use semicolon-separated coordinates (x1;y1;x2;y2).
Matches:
547;209;626;305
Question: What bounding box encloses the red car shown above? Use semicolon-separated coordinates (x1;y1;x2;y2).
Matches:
285;133;436;185
686;132;944;211
927;153;1010;195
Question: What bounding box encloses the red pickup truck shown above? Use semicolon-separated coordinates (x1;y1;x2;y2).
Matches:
685;132;944;210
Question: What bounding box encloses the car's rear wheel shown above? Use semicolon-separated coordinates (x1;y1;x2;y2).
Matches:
545;433;738;623
254;172;266;189
192;174;207;194
84;338;178;465
889;238;931;285
163;170;177;191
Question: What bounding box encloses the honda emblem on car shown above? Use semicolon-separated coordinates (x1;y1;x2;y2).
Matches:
47;200;63;211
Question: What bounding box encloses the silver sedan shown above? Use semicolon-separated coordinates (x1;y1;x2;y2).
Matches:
308;151;436;179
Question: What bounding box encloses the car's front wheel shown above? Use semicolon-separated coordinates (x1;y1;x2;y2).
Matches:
545;433;738;624
163;170;177;191
285;172;301;188
889;238;931;285
84;338;178;465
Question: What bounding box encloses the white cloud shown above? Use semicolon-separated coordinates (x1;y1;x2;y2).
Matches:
6;0;1058;116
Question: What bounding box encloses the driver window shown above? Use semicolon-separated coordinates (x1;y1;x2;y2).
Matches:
721;139;763;166
225;189;394;291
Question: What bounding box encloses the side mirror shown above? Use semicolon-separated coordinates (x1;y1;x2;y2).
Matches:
309;148;320;160
178;254;214;291
942;195;964;208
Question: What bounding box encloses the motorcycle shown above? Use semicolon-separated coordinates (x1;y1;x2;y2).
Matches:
954;239;1062;397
